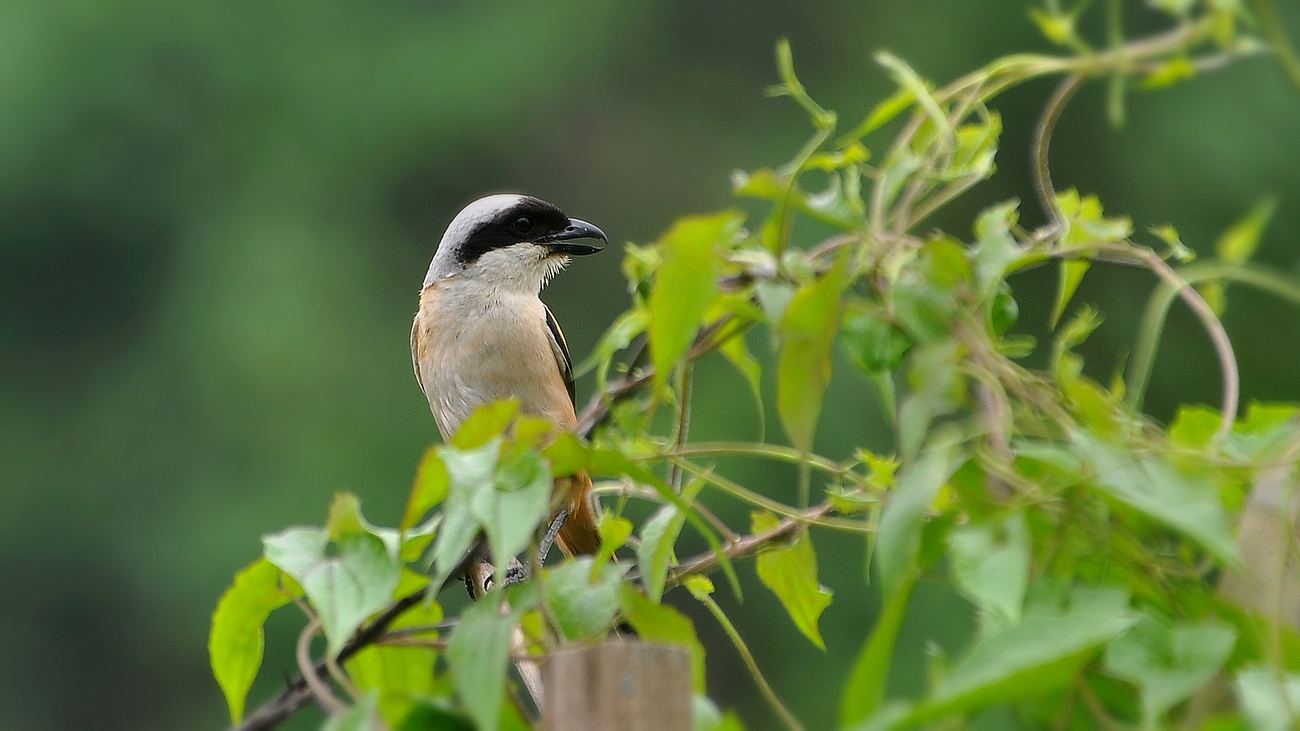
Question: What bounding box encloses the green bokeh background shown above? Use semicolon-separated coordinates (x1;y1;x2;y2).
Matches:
1;2;1297;729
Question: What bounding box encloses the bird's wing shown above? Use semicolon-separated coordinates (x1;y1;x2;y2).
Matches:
543;303;576;408
410;313;427;397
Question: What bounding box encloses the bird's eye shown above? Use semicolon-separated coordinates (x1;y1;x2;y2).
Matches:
513;217;533;234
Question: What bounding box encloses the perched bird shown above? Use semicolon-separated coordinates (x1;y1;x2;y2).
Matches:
411;194;607;556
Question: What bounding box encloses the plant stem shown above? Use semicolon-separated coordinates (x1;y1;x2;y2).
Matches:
696;592;806;731
1128;261;1300;411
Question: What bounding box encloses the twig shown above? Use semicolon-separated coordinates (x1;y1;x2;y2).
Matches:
667;362;694;493
664;504;834;586
1031;73;1084;228
296;619;346;716
697;591;806;731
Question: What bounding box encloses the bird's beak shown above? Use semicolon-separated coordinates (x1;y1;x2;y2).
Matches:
542;218;607;256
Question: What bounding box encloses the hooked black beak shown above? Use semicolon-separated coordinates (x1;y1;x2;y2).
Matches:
542;218;607;256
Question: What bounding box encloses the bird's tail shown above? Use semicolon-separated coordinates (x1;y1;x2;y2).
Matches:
554;471;602;556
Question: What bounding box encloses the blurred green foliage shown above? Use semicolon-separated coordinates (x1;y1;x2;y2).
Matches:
3;1;1300;730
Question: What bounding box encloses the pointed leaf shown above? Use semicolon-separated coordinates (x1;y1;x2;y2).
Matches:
1217;196;1277;265
649;211;745;385
402;447;450;530
447;593;528;731
841;85;917;142
264;527;403;656
752;512;832;649
778;250;854;452
1050;259;1090;328
874;432;961;597
841;572;915;726
209;558;299;724
637;476;707;603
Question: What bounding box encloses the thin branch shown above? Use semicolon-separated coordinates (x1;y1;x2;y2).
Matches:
1128;261;1300;411
1032;73;1085;228
1090;244;1240;443
664;504;834;586
296;619;346;716
673;458;872;532
667;362;695;493
697;592;806;731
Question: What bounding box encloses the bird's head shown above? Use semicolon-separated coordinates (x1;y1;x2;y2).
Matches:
423;194;607;293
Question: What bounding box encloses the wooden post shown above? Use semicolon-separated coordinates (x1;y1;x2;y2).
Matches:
543;641;692;731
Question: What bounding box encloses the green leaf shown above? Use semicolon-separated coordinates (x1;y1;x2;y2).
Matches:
778;250;854;453
1056;189;1132;247
897;341;966;461
649;211;745;386
874;432;961;597
446;591;532;731
841;85;917;143
1236;666;1300;731
595;513;633;567
1105;614;1236;726
841;572;915;726
875;51;948;139
751;512;833;649
468;446;552;588
1169;405;1222;448
1148;223;1195;262
756;280;797;326
545;558;629;640
943;112;1001;181
1073;433;1243;568
637;476;707;603
947;514;1029;633
1028;7;1081;47
429;439;501;588
913;586;1136;721
972;200;1022;298
402;447;450;530
345;599;443;728
576;306;648;395
210;558;298;724
264;528;403;655
718;331;766;437
619;584;708;692
1216;196;1277;265
451;400;520;450
322;692;381;731
1050;259;1090;328
840;308;912;376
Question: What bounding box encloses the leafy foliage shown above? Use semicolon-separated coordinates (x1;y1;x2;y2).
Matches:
209;2;1300;729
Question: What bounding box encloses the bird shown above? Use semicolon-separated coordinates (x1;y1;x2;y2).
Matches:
410;193;607;557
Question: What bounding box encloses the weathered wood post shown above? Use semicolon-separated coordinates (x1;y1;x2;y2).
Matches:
543;641;693;731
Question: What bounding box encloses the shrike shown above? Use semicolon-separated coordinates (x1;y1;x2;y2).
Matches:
411;194;606;556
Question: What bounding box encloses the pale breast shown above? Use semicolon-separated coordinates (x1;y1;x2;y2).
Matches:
414;283;576;439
